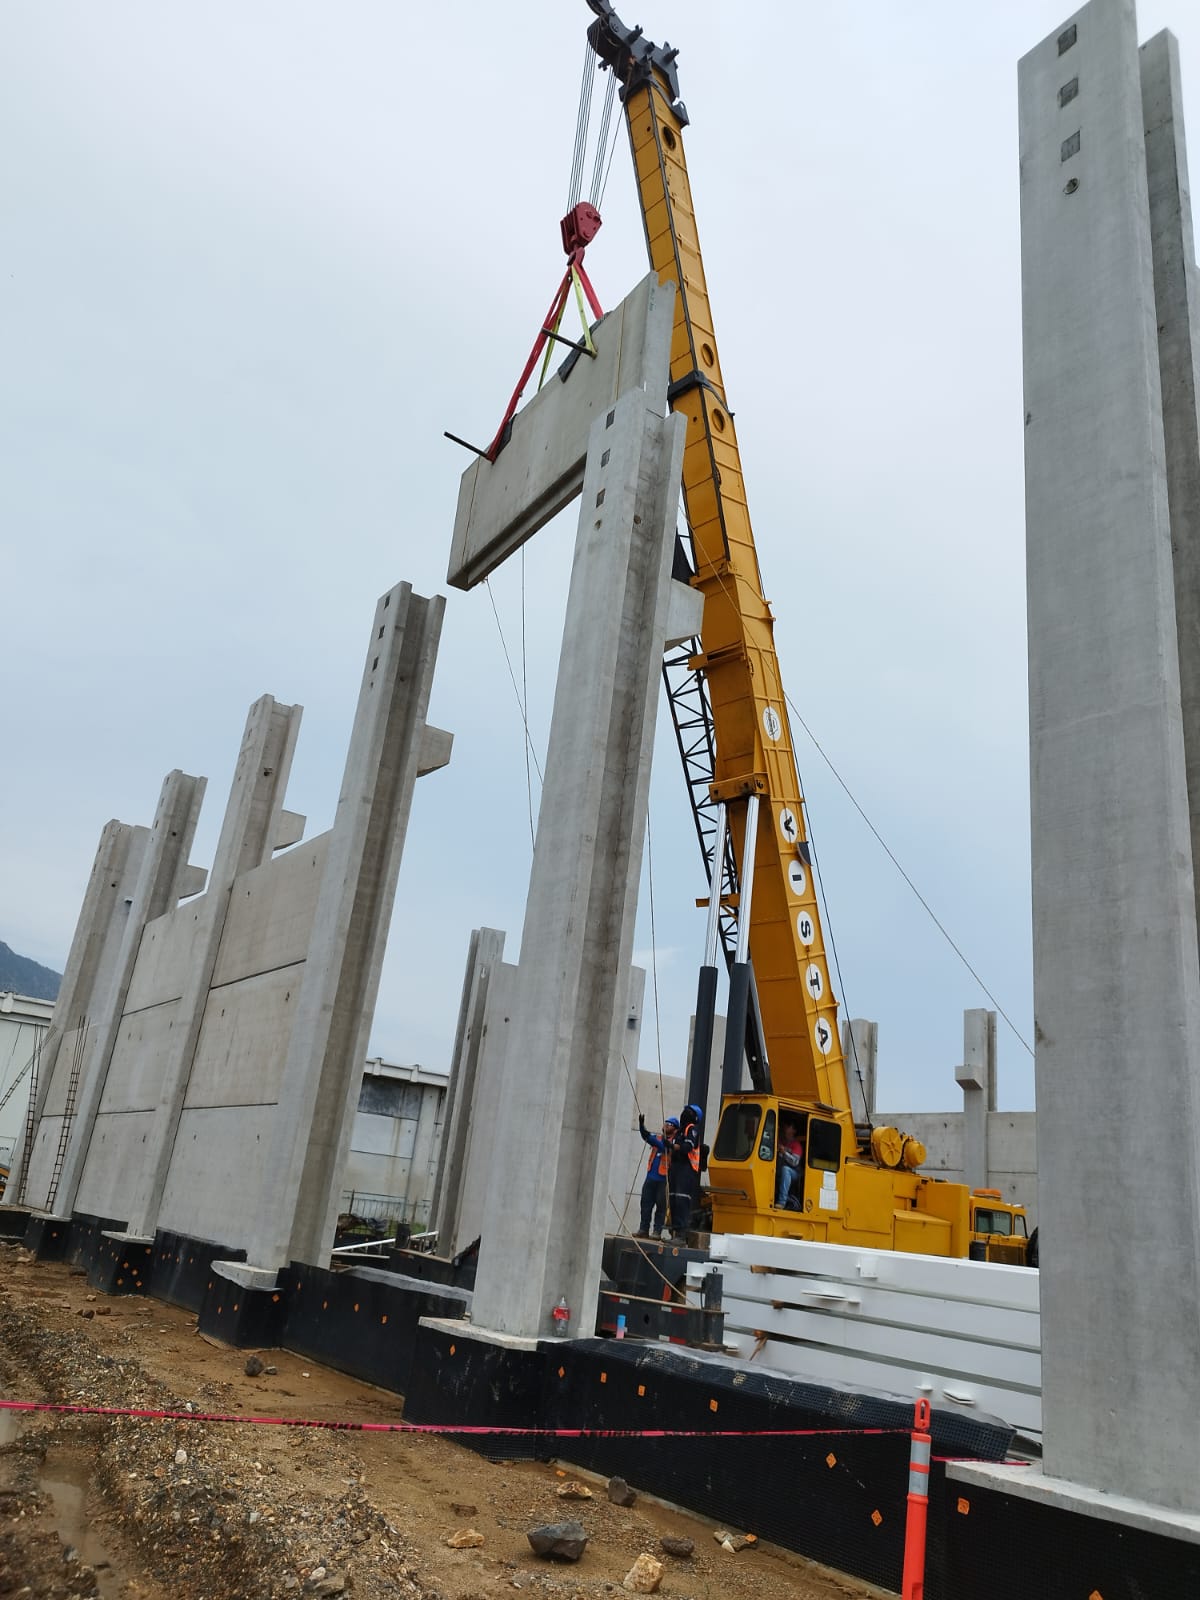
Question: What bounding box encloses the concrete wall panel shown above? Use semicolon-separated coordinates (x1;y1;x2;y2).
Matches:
100;1001;182;1114
351;1111;417;1162
157;1104;280;1248
211;835;329;988
184;967;304;1110
75;1110;156;1220
125;899;215;1014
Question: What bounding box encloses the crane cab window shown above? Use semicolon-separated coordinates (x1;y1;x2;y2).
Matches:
714;1103;762;1163
974;1208;1013;1237
807;1118;842;1172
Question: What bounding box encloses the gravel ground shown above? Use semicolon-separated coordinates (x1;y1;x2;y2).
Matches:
0;1245;883;1600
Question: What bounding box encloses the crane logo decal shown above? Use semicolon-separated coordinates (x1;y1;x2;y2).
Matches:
805;962;824;1000
787;860;807;897
796;912;815;946
762;706;782;742
778;807;798;844
815;1018;834;1055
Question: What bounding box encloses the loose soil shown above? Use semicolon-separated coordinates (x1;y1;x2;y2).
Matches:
0;1245;881;1600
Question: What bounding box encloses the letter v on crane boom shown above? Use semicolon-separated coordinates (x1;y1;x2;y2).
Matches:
585;0;1029;1261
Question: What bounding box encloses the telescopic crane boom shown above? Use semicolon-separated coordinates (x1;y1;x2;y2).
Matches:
586;0;851;1117
586;1;1028;1261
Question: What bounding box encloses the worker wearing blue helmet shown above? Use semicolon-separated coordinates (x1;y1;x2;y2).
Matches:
667;1104;704;1238
636;1113;677;1238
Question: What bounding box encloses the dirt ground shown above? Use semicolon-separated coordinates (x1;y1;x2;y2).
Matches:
0;1244;883;1600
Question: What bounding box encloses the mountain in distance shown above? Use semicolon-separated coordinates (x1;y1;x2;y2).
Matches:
0;942;62;1002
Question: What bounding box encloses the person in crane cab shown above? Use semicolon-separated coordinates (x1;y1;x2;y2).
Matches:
775;1120;805;1210
667;1104;704;1239
636;1113;676;1238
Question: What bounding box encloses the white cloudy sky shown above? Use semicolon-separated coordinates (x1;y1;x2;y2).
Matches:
3;1;1195;1114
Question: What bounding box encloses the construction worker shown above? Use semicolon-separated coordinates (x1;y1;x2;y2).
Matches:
775;1119;805;1209
636;1114;676;1238
668;1105;703;1238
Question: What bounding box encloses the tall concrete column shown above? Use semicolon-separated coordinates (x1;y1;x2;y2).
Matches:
841;1018;877;1125
264;582;449;1269
1021;0;1200;1510
604;967;646;1234
8;820;145;1208
431;926;506;1248
470;389;693;1339
406;1081;444;1230
36;771;207;1220
1143;31;1200;959
446;959;520;1259
123;696;302;1238
955;1009;996;1192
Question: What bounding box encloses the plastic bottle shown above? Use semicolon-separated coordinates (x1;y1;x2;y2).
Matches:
551;1295;571;1337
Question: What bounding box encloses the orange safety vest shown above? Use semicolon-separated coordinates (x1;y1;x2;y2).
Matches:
646;1145;669;1179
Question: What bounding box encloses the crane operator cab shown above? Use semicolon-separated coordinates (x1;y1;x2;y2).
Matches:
709;1098;850;1238
707;1095;1031;1262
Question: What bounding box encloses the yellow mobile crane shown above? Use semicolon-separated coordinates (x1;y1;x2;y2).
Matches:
586;1;1027;1265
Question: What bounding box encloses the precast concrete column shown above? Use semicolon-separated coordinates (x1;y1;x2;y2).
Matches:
431;926;506;1248
9;820;147;1209
1142;31;1200;955
265;583;449;1268
841;1018;878;1125
449;959;519;1258
604;967;646;1236
406;1079;444;1230
39;770;206;1220
469;390;692;1339
123;697;302;1238
1021;0;1200;1510
955;1010;996;1193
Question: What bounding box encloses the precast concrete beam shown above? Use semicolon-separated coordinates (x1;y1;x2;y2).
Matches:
1021;0;1200;1510
469;386;695;1340
447;273;674;591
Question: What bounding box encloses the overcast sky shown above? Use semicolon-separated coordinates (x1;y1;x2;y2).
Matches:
3;1;1196;1115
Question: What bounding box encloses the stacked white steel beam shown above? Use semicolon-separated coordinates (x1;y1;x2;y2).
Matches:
696;1235;1041;1436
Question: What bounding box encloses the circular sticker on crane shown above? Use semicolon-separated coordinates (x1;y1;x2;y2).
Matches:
805;962;825;1001
762;705;782;742
778;807;799;846
814;1016;835;1055
787;860;807;898
796;910;815;946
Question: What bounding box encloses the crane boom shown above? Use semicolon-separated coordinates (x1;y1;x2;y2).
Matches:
587;1;852;1114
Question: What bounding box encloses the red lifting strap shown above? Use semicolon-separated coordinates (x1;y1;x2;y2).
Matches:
485;203;605;462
